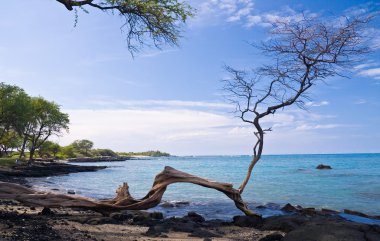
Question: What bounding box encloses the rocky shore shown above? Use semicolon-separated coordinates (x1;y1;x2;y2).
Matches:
0;200;379;241
0;162;379;240
0;162;106;184
66;156;131;163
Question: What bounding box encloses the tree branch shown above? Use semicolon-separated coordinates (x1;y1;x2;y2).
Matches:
0;166;260;217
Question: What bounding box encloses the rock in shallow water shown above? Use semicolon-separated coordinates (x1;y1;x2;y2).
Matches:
160;201;190;208
160;202;175;208
281;203;298;212
67;190;75;194
316;164;332;170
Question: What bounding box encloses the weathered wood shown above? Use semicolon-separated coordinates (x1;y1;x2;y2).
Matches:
0;166;260;217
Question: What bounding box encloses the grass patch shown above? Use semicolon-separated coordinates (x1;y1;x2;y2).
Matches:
0;158;23;167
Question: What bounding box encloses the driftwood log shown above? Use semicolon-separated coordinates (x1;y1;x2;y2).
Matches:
0;166;260;217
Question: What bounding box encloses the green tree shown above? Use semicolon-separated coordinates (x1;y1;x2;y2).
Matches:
24;97;69;162
56;0;194;54
0;83;30;142
60;145;76;158
72;139;94;156
0;130;22;157
38;141;61;158
92;148;117;157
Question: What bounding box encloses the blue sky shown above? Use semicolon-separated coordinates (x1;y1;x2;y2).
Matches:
1;0;379;155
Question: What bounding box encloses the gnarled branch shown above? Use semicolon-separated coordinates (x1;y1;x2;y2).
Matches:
0;166;260;217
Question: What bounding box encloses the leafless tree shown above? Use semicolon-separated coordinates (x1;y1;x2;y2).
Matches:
223;14;374;195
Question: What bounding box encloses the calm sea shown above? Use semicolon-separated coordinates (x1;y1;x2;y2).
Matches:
28;154;380;220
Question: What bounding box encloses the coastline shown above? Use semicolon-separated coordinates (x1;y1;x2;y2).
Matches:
0;162;106;188
0;161;379;240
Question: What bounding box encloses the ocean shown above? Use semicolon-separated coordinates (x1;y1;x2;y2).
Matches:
27;154;380;221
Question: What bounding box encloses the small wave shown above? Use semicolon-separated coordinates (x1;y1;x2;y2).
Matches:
356;192;380;200
330;173;356;177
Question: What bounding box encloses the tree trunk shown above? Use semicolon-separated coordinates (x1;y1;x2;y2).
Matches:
19;136;28;159
28;147;35;164
0;166;260;217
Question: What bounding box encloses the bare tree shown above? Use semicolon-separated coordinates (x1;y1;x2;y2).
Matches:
0;14;375;217
223;14;373;195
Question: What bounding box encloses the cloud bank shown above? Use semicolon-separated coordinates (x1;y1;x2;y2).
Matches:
56;99;342;155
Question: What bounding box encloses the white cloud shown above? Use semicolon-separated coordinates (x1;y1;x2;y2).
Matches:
295;124;339;131
355;60;380;80
359;68;380;77
246;15;262;27
372;36;380;50
354;99;367;105
305;101;329;107
54;102;342;155
192;0;255;27
226;0;254;22
88;99;233;109
193;1;318;30
245;9;315;28
354;63;377;70
344;2;380;18
58;108;253;155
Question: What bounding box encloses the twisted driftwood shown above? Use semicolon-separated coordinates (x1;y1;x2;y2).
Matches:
0;166;259;217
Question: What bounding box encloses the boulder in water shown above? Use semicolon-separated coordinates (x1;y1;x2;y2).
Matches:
281;203;297;212
160;202;174;208
67;190;75;194
316;164;332;170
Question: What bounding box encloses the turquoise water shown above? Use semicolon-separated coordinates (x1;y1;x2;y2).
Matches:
28;154;380;220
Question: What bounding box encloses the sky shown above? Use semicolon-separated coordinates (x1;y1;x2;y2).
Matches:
0;0;379;155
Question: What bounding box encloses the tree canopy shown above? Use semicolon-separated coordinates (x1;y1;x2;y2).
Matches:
0;83;70;161
56;0;194;54
25;97;69;161
0;83;29;141
72;139;94;155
